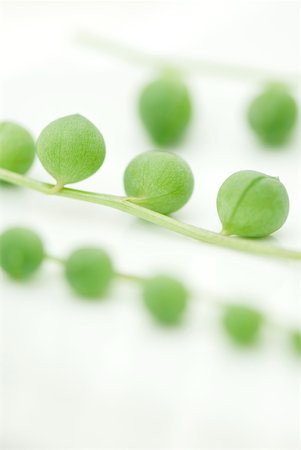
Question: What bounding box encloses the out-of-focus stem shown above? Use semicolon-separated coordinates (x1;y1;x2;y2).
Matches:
77;32;301;85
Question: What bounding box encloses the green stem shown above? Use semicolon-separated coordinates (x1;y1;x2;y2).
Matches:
46;254;65;265
1;168;300;261
116;272;146;284
46;253;145;282
77;32;301;85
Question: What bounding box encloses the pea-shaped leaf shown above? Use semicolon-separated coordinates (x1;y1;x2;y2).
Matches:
247;83;298;146
124;151;194;214
217;170;289;237
0;227;44;280
65;247;114;299
139;75;192;147
37;114;106;191
222;304;264;347
290;330;301;357
142;275;189;325
0;122;35;175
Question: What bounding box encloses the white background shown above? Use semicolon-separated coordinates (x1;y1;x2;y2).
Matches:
0;1;300;449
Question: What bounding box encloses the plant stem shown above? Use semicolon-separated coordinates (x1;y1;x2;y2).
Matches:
46;253;145;282
77;32;301;85
46;254;65;265
1;168;300;261
115;272;147;284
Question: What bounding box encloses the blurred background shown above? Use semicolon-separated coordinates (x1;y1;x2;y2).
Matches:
0;1;300;448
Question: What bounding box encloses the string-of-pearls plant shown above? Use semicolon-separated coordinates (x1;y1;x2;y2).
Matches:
0;226;300;356
77;33;299;148
0;114;300;260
